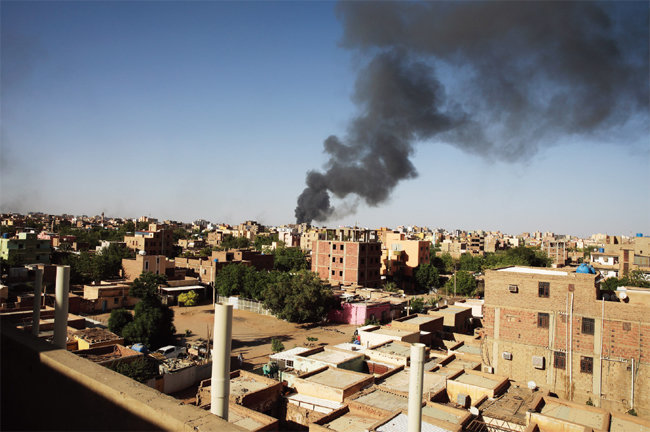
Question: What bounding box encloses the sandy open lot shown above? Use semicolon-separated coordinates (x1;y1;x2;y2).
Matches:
172;304;357;369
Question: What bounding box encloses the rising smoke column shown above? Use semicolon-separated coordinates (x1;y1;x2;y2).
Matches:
295;2;649;224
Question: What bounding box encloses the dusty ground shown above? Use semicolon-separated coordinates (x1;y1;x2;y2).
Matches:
94;303;358;369
172;304;357;369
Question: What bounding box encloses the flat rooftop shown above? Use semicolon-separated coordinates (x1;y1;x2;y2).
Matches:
400;315;437;325
375;413;450;432
230;375;269;398
422;403;464;424
480;385;537;425
539;399;605;430
455;345;481;356
371;341;412;357
497;267;568;276
304;368;366;390
380;370;446;395
453;373;501;389
368;328;416;337
228;410;263;431
270;346;309;361
354;389;408;413
304;348;360;364
432;306;470;314
323;412;378;432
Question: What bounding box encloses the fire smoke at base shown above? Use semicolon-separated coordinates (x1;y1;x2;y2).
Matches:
295;2;649;224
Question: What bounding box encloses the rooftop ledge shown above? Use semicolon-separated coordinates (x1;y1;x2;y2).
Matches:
1;324;243;432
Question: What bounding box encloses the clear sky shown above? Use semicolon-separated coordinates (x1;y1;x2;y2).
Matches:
2;1;648;238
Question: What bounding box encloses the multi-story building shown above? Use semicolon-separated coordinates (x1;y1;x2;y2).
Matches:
380;232;430;289
311;240;382;288
0;232;51;265
123;223;173;257
541;239;568;267
482;266;649;416
590;235;650;279
121;254;177;282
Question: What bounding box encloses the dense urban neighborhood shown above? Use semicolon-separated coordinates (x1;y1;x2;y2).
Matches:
1;211;649;431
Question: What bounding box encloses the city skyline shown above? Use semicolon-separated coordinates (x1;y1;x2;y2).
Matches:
2;1;649;237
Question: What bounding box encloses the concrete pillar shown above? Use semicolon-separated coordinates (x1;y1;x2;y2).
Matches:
31;267;43;337
408;343;426;432
53;265;70;349
211;303;232;420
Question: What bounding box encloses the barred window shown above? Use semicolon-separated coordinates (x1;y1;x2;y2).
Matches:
580;356;593;373
554;352;566;370
538;282;550;298
582;317;595;335
537;313;550;328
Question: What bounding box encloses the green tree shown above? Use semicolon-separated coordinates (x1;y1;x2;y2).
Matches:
410;297;425;314
439;253;455;273
108;309;134;336
108;357;158;383
272;246;308;272
444;270;478;296
383;281;398;292
458;254;485;272
262;270;338;323
122;272;175;349
254;234;279;251
216;234;250;250
271;338;285;353
413;263;441;291
178;290;199;306
214;264;249;297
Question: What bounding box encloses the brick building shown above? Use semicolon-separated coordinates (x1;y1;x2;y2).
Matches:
311;240;382;288
483;266;650;416
123;223;173;257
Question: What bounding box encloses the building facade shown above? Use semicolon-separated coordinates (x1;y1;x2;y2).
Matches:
483;266;649;416
311;240;382;288
0;232;51;265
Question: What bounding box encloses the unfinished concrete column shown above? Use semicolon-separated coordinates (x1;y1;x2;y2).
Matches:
53;265;70;349
408;342;426;432
31;267;43;337
211;303;232;420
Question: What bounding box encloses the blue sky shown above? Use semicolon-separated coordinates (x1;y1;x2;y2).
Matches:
2;1;648;237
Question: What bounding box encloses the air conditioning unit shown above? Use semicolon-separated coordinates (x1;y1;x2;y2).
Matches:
483;365;494;374
456;393;469;408
532;356;545;370
502;352;513;361
508;285;518;293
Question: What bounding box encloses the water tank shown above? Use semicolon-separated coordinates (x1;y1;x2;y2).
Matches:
138;250;146;256
599;248;605;253
2;233;8;239
636;233;644;237
576;263;596;274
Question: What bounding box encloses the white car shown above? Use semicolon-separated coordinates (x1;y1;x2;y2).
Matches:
155;345;187;359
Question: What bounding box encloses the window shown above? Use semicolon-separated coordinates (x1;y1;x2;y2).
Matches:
582;317;595;335
623;322;631;331
339;258;343;263
537;313;549;328
340;245;344;251
332;257;336;263
554;352;566;370
333;244;336;250
538;282;550;298
508;284;518;293
580;356;593;373
145;261;149;271
361;258;365;265
331;270;335;276
286;359;294;368
339;271;343;276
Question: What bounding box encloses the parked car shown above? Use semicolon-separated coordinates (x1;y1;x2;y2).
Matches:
155;345;187;359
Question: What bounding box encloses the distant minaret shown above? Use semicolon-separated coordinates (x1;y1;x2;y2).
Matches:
101;212;105;226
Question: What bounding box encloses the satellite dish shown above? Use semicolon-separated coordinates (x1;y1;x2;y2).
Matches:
469;406;479;416
619;292;628;300
527;381;537;390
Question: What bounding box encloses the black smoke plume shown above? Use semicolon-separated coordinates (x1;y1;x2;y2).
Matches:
295;1;649;224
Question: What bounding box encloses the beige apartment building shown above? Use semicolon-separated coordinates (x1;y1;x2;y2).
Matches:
483;266;649;416
123;223;173;257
